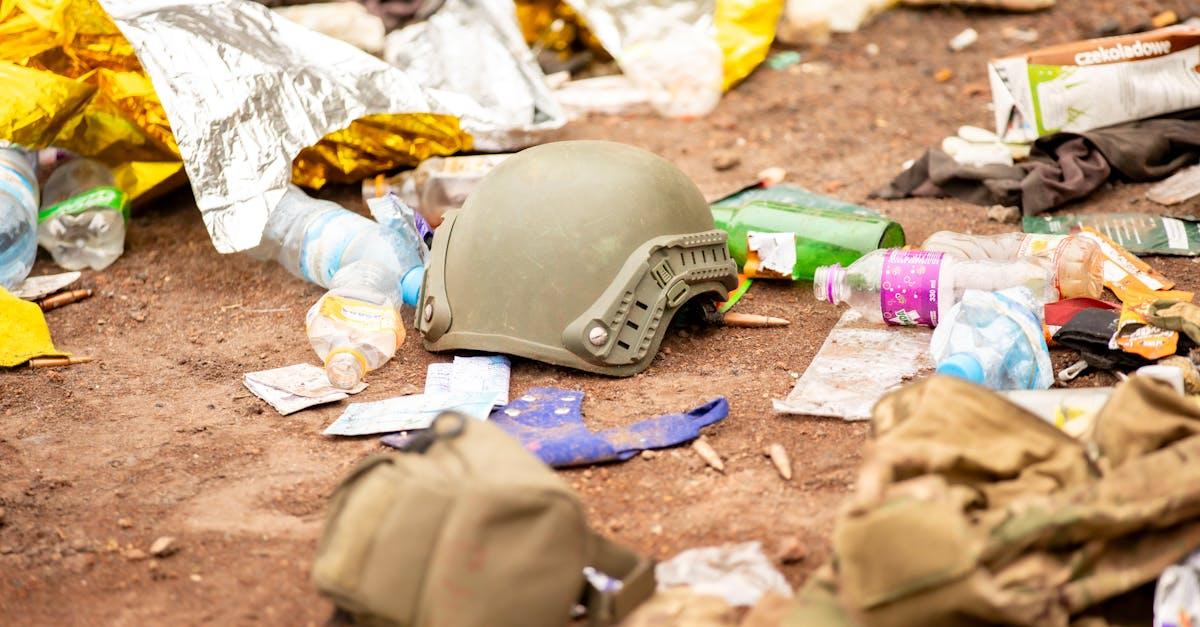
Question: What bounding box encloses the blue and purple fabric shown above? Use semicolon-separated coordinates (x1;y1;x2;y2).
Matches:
487;387;729;468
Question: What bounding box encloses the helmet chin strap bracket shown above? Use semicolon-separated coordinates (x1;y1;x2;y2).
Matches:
562;231;740;368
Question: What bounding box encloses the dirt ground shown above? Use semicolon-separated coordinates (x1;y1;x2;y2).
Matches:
4;1;1200;624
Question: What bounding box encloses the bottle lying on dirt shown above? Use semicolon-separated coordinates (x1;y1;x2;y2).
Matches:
37;158;129;271
921;231;1104;299
813;248;1057;327
362;154;511;228
254;186;425;389
930;287;1054;391
0;144;39;289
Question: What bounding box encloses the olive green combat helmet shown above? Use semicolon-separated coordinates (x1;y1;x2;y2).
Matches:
415;140;739;376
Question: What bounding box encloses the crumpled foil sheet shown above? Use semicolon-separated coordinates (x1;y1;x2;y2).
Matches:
101;0;557;253
0;0;184;202
385;0;566;152
522;0;780;90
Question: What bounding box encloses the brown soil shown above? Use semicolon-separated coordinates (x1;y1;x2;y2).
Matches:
3;1;1199;624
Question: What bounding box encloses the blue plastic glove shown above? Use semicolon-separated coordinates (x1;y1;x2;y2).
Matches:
487;387;728;468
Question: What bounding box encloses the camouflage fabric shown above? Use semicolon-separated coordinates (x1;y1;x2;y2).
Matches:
787;375;1200;627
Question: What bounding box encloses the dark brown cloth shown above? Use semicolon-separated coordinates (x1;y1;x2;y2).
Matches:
874;109;1200;215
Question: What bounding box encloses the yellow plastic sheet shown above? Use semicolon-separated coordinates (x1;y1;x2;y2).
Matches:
715;0;783;90
0;286;65;368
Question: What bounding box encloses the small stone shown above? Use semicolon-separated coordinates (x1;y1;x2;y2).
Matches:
711;151;741;171
650;524;663;535
64;553;95;574
662;346;672;356
124;548;148;561
934;68;954;83
777;537;808;564
640;450;660;460
130;310;146;323
117;517;133;529
190;573;203;582
987;204;1021;224
1094;18;1120;38
149;536;178;558
1152;10;1179;28
678;330;690;339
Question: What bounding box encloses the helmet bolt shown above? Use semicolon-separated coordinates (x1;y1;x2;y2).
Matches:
588;327;608;346
423;303;434;322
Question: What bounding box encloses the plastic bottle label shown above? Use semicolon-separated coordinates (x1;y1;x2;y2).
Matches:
38;186;129;224
1016;233;1067;257
880;250;944;327
0;162;37;214
318;295;399;333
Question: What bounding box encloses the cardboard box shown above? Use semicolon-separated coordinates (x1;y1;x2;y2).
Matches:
989;26;1200;142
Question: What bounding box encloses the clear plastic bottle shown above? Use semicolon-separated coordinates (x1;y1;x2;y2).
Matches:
0;145;39;289
37;158;128;271
921;231;1105;299
362;154;511;228
813;248;1057;327
253;186;426;389
929;287;1054;391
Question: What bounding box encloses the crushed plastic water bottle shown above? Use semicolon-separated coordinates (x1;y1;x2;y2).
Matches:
253;186;426;389
929;287;1054;391
0;144;39;289
37;158;129;271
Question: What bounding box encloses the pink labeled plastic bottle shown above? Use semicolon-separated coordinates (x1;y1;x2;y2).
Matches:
812;249;1057;327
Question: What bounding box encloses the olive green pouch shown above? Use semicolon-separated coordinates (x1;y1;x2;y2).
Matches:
312;413;655;627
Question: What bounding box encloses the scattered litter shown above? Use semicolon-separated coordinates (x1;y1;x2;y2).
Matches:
693;437;726;473
931;288;1054;390
1057;359;1089;383
39;156;127;273
1111;289;1194;361
948;27;978;52
425;355;511;406
766;50;803;70
1149;300;1200;346
1001;25;1039;43
656;541;792;607
989;25;1200;142
0;286;67;368
922;230;1105;299
243;364;368;416
1025;213;1200;257
765;444;792;480
711;186;905;281
1148;164;1200;206
486;387;728;467
711;150;742;172
775;310;935;421
326;391;499;437
38;289;93;312
552;75;652;119
11;272;81;300
362;154;511;228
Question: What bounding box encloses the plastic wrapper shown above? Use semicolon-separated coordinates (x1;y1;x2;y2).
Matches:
384;0;567;150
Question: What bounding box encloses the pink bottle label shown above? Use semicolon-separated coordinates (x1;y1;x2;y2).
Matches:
880;250;944;327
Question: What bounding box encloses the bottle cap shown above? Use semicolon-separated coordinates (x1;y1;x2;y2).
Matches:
937;352;985;384
401;265;425;307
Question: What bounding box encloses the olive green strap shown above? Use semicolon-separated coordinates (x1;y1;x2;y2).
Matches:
585;533;656;627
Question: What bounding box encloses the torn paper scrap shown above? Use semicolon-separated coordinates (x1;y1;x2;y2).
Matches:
13;272;81;300
424;355;511;405
323;391;500;436
773;310;934;421
243;363;366;415
746;231;797;279
1148;164;1200;206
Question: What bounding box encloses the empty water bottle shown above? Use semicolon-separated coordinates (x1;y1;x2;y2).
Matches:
253;186;426;389
929;287;1054;390
812;248;1057;327
37;158;128;271
0;144;39;289
921;231;1104;299
362;154;510;228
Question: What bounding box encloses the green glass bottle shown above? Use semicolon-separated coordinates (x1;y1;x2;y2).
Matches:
710;186;905;280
